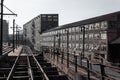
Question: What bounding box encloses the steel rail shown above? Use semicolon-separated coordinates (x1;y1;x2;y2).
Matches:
6;48;23;80
26;46;49;80
26;50;34;80
0;48;13;61
3;47;12;53
32;54;49;80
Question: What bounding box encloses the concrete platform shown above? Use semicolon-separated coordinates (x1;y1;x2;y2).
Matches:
8;46;22;56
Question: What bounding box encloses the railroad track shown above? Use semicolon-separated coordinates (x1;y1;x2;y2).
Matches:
2;46;13;55
0;46;68;80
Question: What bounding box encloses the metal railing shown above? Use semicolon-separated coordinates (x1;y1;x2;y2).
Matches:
46;50;120;80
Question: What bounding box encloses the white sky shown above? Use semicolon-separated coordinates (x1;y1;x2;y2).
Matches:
2;0;120;34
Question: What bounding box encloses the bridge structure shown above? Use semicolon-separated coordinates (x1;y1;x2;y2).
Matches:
0;44;119;80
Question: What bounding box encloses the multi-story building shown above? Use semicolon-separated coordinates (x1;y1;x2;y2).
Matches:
0;20;9;43
40;11;120;64
23;14;58;51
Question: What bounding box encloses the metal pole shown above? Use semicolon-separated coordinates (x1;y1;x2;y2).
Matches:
18;31;19;46
0;0;4;55
80;53;82;66
51;48;52;58
53;35;55;59
100;58;105;80
87;59;90;80
57;49;58;63
100;64;105;80
13;19;15;52
24;28;26;46
61;49;64;64
75;55;77;72
66;30;69;68
16;25;17;49
82;26;85;58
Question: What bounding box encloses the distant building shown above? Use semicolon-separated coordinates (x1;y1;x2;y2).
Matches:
0;20;9;42
23;14;58;51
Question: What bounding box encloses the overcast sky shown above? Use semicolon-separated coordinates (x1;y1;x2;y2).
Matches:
2;0;120;34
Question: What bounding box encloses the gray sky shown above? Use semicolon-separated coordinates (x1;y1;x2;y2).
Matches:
3;0;120;33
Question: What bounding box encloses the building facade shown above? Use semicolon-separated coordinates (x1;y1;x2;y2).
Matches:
40;11;120;63
23;14;58;51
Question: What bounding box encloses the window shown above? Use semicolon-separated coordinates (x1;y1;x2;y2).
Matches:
48;18;52;21
72;35;75;40
94;33;100;39
63;29;65;33
84;25;89;31
80;34;83;39
76;43;79;49
101;33;107;39
85;34;88;39
95;23;100;30
69;44;72;48
76;27;79;32
100;45;107;51
89;44;93;50
101;21;108;29
69;35;71;40
79;44;83;49
72;43;76;48
42;15;46;17
85;44;89;50
53;16;58;18
76;34;79;40
94;44;99;50
68;28;71;32
89;33;93;39
89;24;94;30
72;27;75;32
53;19;58;21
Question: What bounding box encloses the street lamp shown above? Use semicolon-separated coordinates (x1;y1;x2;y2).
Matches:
81;26;85;58
10;19;15;52
11;24;21;50
65;29;69;68
15;25;21;49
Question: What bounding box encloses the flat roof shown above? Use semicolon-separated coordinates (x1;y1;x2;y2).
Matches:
43;11;120;33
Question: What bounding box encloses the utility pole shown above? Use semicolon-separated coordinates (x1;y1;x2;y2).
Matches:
18;30;20;47
0;0;17;54
0;0;4;55
13;19;15;52
16;25;18;49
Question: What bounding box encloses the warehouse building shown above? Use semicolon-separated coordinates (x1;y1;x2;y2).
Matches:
40;11;120;64
23;14;58;51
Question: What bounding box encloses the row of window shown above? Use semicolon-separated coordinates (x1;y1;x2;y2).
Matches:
41;42;107;51
42;21;107;36
42;32;107;42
